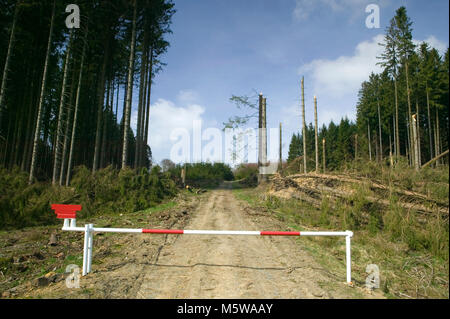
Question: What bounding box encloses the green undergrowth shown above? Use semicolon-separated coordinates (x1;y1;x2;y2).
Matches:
0;165;178;230
167;162;234;189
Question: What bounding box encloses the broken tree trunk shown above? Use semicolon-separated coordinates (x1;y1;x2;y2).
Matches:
421;150;449;169
279;122;282;173
260;97;268;182
322;138;326;173
258;93;263;178
314;96;318;173
301;77;306;173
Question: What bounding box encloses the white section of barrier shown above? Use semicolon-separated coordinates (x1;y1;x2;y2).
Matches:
183;230;261;235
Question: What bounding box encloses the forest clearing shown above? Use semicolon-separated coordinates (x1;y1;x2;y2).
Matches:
0;0;448;301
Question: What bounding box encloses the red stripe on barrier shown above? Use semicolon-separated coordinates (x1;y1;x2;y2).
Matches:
142;229;184;234
260;231;301;236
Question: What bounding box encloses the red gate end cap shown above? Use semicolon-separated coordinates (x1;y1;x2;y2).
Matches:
51;204;82;219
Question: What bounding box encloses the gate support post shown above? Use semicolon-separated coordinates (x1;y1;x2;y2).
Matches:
82;224;94;276
345;231;353;285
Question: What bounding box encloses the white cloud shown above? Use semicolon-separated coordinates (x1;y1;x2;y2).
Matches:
299;34;448;100
414;35;448;56
298;34;384;98
147;98;205;163
177;89;199;104
294;34;448;129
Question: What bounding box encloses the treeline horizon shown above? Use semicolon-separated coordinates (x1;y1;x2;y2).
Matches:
288;6;449;170
0;0;175;185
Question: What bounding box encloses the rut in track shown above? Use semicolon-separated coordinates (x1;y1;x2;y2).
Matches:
134;189;360;299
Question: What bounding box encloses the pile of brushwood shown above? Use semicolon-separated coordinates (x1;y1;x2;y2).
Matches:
268;159;449;261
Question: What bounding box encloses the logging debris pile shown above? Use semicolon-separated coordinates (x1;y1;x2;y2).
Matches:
268;173;448;217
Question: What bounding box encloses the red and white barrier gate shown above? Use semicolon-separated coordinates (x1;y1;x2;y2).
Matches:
51;204;354;284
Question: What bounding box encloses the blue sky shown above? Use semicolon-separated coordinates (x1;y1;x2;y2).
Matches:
129;0;449;165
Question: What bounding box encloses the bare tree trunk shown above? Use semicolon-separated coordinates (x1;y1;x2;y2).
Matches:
29;0;55;184
140;47;149;167
115;80;119;120
279;122;282;173
355;134;358;160
52;29;74;185
392;114;396;158
377;101;382;161
394;78;400;158
66;32;87;186
435;107;441;166
261;97;267;180
416;100;421;166
314;96;318;173
93;35;110;173
406;114;411;166
0;1;20;129
374;131;379;162
119;78;127;165
422;150;449;169
108;73;114;166
21;66;37;171
59;66;77;185
389;125;393;167
412;114;419;171
426;87;433;162
135;37;147;169
322;138;326;173
258;93;262;177
143;48;153;167
122;0;137;169
405;62;413;164
100;76;111;169
434;121;438;167
368;122;372;161
301;77;306;173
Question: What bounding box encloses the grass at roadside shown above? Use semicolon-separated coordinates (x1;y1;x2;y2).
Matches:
233;184;449;299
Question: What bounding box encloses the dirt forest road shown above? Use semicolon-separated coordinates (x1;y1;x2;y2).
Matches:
22;186;379;299
134;187;360;299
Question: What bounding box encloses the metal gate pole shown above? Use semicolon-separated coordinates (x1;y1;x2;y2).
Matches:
346;231;353;284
